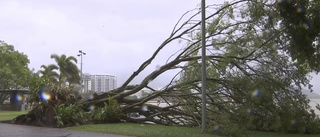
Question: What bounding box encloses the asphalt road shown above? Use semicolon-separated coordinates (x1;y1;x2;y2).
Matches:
0;123;131;137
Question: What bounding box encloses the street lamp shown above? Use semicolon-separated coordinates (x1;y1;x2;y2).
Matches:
201;0;207;133
78;50;86;93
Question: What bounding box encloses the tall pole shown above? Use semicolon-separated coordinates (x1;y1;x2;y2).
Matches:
201;0;207;133
78;50;86;93
80;53;83;92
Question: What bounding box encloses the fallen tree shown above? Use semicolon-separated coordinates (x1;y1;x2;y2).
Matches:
81;0;320;134
15;0;320;136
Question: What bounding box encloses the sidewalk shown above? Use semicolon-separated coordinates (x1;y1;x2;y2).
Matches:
0;123;130;137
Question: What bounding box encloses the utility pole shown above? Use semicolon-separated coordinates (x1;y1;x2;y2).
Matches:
78;50;86;93
201;0;207;133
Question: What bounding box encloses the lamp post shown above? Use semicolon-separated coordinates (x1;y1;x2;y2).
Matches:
201;0;207;133
78;50;86;93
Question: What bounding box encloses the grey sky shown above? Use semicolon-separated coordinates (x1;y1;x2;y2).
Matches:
0;0;319;94
0;0;202;88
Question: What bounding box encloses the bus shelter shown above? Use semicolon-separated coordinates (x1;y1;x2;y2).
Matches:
0;90;29;111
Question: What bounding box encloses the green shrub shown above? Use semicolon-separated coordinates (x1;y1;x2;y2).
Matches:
90;98;123;123
54;103;88;127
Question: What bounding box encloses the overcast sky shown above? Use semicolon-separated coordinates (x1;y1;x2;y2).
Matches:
0;0;319;94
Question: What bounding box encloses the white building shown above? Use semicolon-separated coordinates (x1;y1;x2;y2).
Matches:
81;74;117;93
82;73;92;93
90;74;117;93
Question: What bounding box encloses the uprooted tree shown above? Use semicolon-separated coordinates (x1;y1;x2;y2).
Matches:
15;0;320;136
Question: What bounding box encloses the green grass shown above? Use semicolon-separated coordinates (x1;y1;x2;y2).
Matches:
247;131;319;137
66;123;320;137
0;111;27;121
66;123;214;137
1;110;318;137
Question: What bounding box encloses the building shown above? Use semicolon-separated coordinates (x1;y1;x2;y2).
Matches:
0;89;29;111
81;74;117;93
82;73;92;93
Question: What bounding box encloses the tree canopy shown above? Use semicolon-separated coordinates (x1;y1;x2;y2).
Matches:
276;0;320;71
50;54;80;85
0;41;31;104
38;64;59;84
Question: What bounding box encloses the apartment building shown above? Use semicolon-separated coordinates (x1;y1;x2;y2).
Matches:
81;73;117;93
82;73;92;93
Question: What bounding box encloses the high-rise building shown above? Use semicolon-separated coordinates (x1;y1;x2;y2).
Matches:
81;74;117;93
82;73;92;93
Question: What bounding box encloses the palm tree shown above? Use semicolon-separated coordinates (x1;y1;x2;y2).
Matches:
50;54;80;86
38;64;59;83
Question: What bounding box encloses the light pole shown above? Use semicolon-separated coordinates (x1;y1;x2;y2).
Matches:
78;50;86;93
201;0;207;133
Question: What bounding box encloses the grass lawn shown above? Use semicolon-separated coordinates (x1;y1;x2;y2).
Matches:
66;123;320;137
1;110;319;137
66;123;214;137
247;131;320;137
0;111;27;121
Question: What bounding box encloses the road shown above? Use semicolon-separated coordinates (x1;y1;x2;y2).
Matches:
0;123;131;137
